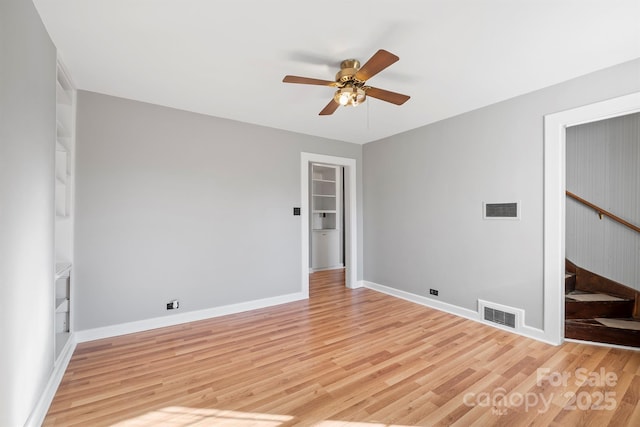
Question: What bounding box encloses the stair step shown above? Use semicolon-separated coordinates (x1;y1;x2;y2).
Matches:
594;318;640;331
564;259;640;347
565;291;634;319
565;291;629;302
565;318;640;348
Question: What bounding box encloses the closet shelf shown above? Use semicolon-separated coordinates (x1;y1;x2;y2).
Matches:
55;262;72;279
56;81;72;105
55;298;69;313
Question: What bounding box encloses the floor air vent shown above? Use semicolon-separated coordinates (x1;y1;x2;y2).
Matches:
478;300;522;331
484;307;516;328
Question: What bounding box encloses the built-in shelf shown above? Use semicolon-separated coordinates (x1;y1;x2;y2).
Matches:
54;59;75;362
56;120;70;138
55;298;69;313
56;80;72;105
55;262;71;279
54;265;71;359
310;164;342;270
55;332;71;359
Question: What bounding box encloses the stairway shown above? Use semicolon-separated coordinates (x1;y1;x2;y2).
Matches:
565;259;640;348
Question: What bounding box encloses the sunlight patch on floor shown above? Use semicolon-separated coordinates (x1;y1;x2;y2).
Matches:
110;406;293;426
311;422;415;427
109;406;417;426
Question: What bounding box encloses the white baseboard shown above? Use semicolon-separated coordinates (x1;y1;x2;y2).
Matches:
362;280;479;320
362;280;553;345
310;265;345;273
564;338;640;352
26;333;77;427
350;280;365;289
75;292;307;343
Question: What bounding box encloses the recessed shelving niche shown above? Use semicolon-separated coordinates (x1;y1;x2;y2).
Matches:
54;59;76;361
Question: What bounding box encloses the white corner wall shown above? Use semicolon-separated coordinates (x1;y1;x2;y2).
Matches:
363;59;640;336
74;92;363;332
0;0;57;425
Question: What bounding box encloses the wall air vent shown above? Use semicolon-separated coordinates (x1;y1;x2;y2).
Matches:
483;202;520;219
478;300;523;331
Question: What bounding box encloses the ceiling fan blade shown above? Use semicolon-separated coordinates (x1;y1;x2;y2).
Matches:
283;75;336;86
355;49;399;81
319;99;340;115
365;87;410;105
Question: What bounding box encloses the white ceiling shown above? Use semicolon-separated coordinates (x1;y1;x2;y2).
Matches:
34;0;640;144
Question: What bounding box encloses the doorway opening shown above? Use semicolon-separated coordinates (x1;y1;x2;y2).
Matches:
309;163;345;273
543;92;640;345
300;153;358;298
564;113;640;347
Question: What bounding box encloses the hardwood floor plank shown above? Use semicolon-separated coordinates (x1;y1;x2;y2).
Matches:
44;269;640;426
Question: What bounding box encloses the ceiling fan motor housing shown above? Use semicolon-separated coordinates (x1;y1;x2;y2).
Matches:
336;59;361;84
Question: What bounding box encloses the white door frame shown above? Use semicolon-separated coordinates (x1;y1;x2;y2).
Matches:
543;92;640;345
301;153;358;297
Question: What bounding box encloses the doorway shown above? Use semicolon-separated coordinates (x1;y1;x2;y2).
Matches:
309;163;345;273
543;92;640;345
300;153;358;298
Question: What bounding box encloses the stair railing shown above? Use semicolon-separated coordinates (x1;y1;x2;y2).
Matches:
566;190;640;234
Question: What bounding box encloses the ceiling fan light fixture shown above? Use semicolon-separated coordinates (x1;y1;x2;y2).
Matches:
334;86;366;107
282;49;409;115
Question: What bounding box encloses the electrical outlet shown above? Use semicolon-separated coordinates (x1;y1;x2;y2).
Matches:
429;289;439;296
166;300;179;310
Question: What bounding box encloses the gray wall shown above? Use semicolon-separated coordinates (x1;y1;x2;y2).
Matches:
363;59;640;329
566;113;640;290
75;91;362;330
0;0;57;425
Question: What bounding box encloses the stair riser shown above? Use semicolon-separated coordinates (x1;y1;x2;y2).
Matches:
565;300;634;319
565;321;640;348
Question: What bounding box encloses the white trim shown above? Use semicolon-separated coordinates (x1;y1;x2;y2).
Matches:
564;338;640;352
26;333;76;427
75;292;305;342
301;153;358;295
363;280;553;345
543;92;640;346
363;280;478;319
309;265;344;273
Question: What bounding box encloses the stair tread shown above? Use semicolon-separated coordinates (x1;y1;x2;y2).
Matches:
594;318;640;331
565;291;629;302
567;318;640;326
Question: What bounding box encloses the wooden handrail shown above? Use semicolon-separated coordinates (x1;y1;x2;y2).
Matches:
566;191;640;234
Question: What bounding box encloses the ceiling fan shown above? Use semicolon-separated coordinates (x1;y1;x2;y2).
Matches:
283;49;410;115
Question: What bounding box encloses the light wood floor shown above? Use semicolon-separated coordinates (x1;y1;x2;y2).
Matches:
45;269;640;426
